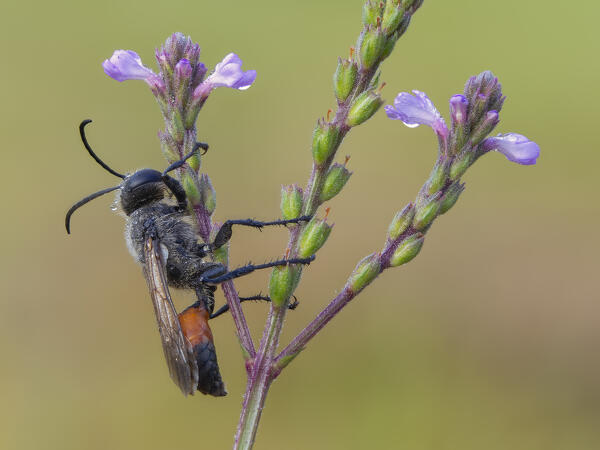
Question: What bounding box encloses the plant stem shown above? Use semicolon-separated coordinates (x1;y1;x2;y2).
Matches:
234;306;286;449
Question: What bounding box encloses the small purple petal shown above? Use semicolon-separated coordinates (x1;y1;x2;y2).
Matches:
204;53;257;90
480;133;540;165
175;58;192;78
102;50;156;82
449;94;468;125
386;90;448;139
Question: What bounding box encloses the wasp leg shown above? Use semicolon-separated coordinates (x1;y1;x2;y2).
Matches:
162;175;188;211
161;143;209;211
209;295;299;319
212;216;313;250
199;255;315;284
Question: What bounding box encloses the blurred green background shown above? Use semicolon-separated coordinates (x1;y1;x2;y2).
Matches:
1;0;599;449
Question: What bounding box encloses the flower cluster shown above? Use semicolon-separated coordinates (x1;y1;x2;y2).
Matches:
102;33;257;241
385;71;540;166
102;33;256;131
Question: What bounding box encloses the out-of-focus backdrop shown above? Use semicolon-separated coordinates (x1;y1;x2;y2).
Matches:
1;1;598;449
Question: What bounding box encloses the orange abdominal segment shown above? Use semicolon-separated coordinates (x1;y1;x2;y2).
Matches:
178;302;213;347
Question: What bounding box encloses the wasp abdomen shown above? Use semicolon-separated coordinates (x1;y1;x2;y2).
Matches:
178;302;227;397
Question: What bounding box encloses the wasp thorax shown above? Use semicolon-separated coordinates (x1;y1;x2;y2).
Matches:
120;169;166;215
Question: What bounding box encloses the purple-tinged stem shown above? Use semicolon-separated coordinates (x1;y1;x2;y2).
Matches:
234;4;425;446
234;305;286;449
189;168;255;357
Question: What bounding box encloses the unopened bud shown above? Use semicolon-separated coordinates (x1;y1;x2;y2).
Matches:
198;173;216;214
280;184;303;220
390;233;424;266
382;3;405;34
334;58;358;102
426;159;449;195
449;151;474;180
470;110;499;145
388;203;415;240
359;26;386;69
347;91;383;127
413;193;442;231
320;163;352;202
297;217;333;258
439;182;465;215
167;109;185;143
182;172;201;205
312;120;339;165
362;1;383;26
175;58;192;80
269;265;297;308
348;253;381;293
450;94;468;128
159;132;179;162
379;32;398;60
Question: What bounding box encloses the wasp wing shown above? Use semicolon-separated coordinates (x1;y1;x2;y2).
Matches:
142;236;199;396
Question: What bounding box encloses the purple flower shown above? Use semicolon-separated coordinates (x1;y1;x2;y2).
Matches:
385;90;449;139
102;50;156;82
480;133;540;165
193;53;256;99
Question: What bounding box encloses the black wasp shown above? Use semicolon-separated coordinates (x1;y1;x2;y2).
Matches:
66;120;313;396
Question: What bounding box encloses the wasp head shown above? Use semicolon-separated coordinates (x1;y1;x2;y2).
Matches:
120;169;166;215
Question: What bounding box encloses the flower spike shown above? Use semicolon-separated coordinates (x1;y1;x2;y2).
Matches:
102;50;156;82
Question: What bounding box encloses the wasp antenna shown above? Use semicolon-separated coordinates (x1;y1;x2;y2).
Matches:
65;186;120;234
79;120;126;179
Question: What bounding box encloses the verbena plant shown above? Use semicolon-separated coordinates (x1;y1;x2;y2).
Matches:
98;1;539;448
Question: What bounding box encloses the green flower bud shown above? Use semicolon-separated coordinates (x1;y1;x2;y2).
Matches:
388;203;415;240
210;225;229;265
167;109;185;143
312;120;339;165
347;91;383;127
198;173;216;214
320;163;352;202
439;182;465;215
348;253;381;293
382;3;405;34
182;172;201;206
269;265;297;308
362;1;383;26
426;160;450;195
333;58;358;102
159;132;179;162
413;193;442;231
449;151;474;180
187;153;200;172
359;26;386;69
298;217;333;258
470;110;500;146
390;233;424;267
280;184;303;220
379;33;398;60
